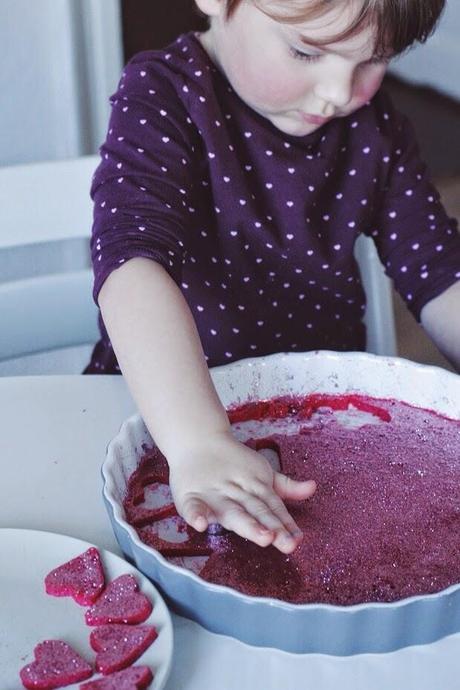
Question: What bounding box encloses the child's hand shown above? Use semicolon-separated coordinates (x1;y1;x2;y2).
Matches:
167;430;316;554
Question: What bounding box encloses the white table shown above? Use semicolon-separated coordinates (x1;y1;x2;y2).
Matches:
2;374;459;689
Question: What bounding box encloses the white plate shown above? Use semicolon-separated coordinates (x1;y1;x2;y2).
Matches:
0;528;173;690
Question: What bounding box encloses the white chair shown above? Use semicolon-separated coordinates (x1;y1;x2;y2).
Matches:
0;156;100;375
0;155;397;375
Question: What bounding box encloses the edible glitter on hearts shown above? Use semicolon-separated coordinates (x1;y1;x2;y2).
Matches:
85;575;152;626
19;640;93;689
44;547;105;605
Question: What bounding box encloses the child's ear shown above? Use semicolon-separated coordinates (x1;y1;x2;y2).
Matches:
194;0;225;19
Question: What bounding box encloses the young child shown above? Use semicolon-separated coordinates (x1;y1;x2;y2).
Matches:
85;0;460;554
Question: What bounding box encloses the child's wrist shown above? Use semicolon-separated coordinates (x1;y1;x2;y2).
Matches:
161;424;232;467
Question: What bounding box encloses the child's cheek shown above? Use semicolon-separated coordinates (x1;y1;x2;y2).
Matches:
354;69;386;105
231;57;299;110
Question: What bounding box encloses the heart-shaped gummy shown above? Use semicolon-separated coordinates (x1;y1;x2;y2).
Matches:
79;665;153;690
90;624;158;674
85;575;152;626
45;547;105;605
20;640;93;689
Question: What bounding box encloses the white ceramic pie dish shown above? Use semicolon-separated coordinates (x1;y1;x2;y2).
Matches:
102;351;460;655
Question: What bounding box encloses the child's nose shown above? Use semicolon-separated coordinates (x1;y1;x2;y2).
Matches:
314;67;354;110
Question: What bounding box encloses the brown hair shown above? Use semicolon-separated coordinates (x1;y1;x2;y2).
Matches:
225;0;446;56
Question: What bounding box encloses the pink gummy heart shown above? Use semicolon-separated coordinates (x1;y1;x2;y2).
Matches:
85;574;152;626
79;665;153;690
45;547;105;605
20;640;93;690
90;624;158;674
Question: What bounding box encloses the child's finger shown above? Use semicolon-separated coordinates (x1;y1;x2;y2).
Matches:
217;498;275;547
253;490;304;552
236;493;288;533
226;490;301;554
274;473;317;501
180;496;213;532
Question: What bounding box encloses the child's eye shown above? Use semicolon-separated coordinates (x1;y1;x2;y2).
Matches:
289;47;322;63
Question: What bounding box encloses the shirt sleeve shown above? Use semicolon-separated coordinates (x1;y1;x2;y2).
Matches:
366;96;460;321
89;53;200;303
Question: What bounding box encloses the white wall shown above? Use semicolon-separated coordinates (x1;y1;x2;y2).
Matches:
389;1;460;100
0;0;123;167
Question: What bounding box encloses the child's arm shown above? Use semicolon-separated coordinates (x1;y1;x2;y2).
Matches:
99;257;316;554
420;281;460;372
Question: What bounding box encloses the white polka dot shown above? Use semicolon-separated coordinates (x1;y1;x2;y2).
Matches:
288;168;295;174
389;211;397;219
363;146;370;154
265;183;273;189
286;201;294;208
244;132;252;138
390;233;397;240
162;136;170;143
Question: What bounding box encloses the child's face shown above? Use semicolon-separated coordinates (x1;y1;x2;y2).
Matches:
198;0;391;136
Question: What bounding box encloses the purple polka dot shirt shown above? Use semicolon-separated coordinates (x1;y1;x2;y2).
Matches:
85;33;460;374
